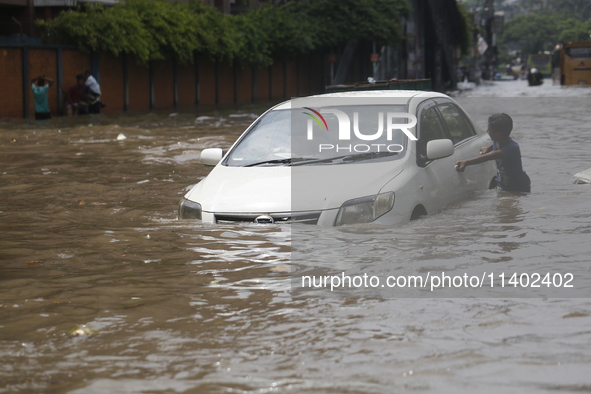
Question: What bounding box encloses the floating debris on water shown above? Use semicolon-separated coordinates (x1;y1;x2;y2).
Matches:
195;116;215;123
269;266;290;273
572;167;591;184
70;326;98;336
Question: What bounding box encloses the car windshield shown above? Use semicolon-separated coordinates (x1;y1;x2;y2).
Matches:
225;104;410;167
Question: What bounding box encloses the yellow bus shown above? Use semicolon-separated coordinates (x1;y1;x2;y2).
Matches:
560;42;591;87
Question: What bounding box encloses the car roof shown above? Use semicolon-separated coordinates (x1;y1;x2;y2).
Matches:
273;90;450;110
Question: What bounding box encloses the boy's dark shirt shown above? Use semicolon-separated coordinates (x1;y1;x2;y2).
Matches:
493;138;530;192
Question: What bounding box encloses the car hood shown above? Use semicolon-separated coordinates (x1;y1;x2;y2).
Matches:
186;161;405;213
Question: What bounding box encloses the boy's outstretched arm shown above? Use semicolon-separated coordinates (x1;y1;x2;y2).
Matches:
455;149;504;172
480;145;493;154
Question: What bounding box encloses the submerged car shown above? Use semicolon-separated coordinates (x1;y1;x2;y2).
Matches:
179;91;496;226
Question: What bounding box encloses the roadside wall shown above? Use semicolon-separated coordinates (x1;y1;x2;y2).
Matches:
0;47;25;118
0;46;327;119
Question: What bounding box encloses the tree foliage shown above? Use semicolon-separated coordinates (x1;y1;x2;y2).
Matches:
38;0;235;64
231;4;317;67
39;0;410;67
500;7;591;60
457;1;475;56
518;0;591;20
500;12;564;57
557;18;591;43
38;4;154;62
300;0;409;48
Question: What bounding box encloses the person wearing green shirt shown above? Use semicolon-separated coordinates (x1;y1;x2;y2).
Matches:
31;75;54;120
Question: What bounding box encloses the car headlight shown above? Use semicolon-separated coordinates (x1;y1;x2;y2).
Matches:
334;192;395;226
178;197;202;220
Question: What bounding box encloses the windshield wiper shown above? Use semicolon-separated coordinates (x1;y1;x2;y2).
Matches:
290;151;399;166
290;156;346;166
341;151;399;162
242;157;313;167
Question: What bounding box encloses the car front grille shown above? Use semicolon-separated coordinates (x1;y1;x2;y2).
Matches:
214;211;321;225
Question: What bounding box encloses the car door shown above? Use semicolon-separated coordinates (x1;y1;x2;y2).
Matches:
413;99;458;214
434;99;486;195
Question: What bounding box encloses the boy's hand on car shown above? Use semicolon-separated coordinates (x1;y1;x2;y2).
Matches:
455;161;466;172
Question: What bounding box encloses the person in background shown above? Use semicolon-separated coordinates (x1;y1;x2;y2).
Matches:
84;70;102;114
64;74;85;116
31;75;54;120
527;67;543;86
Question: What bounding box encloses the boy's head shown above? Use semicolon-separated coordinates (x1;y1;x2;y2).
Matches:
37;76;45;86
488;113;513;138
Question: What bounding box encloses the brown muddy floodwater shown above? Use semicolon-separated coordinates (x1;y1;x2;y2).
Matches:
2;82;591;394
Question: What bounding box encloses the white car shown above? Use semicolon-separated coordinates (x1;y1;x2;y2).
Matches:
179;91;496;226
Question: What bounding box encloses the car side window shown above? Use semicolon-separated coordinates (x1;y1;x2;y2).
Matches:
420;106;446;142
437;104;475;144
417;106;446;166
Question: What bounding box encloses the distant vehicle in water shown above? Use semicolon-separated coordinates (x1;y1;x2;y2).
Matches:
527;68;544;86
560;42;591;87
527;54;552;78
493;64;518;81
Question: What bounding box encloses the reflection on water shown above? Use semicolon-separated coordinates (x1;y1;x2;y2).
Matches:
2;86;591;393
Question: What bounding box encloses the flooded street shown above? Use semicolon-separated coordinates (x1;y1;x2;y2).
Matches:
2;80;591;393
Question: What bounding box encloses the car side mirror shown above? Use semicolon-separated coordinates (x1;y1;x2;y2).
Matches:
426;139;454;160
200;148;223;166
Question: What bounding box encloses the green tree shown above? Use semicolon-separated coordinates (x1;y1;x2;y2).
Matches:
500;11;565;58
186;0;238;62
231;4;316;67
38;0;412;67
299;0;409;48
38;4;156;63
39;0;237;64
518;0;591;20
457;1;476;56
557;18;591;43
122;0;201;63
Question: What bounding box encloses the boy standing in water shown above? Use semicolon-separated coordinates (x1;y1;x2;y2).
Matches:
455;113;531;192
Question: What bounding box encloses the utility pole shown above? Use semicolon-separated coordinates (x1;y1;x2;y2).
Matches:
481;0;495;80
